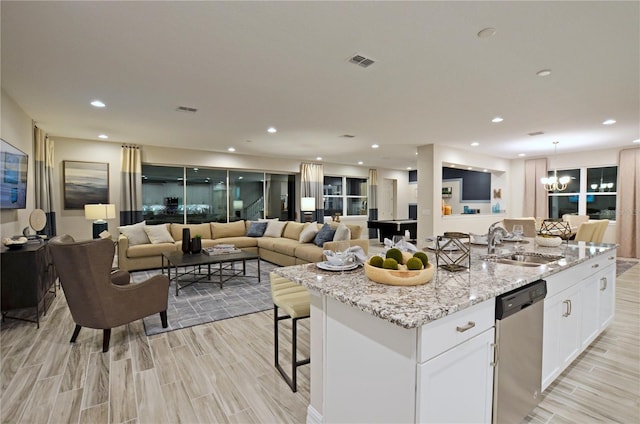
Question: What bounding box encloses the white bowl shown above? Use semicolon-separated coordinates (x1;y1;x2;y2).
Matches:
535;236;563;247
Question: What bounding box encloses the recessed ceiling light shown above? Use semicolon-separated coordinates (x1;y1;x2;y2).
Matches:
407;167;412;170
536;69;552;77
227;147;236;152
267;127;277;133
470;142;480;147
371;144;379;149
483;169;488;172
357;161;364;165
193;168;199;171
633;139;640;144
467;167;473;170
477;27;496;38
316;156;323;161
91;100;106;108
491;116;504;123
518;153;526;157
98;134;108;139
602;119;616;125
450;164;456;167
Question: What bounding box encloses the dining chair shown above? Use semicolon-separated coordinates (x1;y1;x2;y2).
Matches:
574;220;609;243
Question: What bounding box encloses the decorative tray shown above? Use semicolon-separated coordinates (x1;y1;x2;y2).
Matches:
364;262;435;286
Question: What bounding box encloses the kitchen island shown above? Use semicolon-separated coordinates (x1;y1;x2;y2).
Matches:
273;240;617;423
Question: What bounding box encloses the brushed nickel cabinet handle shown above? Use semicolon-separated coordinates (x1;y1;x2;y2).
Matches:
490;342;498;367
592;263;600;269
456;321;476;332
562;300;570;317
600;277;607;291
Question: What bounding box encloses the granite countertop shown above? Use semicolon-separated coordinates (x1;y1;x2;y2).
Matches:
272;240;618;329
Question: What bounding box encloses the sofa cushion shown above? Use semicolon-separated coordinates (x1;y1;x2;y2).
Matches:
257;237;277;251
210;237;259;249
171;223;212;241
271;238;301;256
144;224;174;244
329;222;362;239
333;223;351;241
118;221;150;246
294;243;325;263
211;220;246;238
246;221;268;237
313;223;336;247
264;220;287;238
282;221;305;240
299;222;319;243
127;242;175;258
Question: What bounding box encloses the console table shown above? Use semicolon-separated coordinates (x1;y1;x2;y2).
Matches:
1;241;57;328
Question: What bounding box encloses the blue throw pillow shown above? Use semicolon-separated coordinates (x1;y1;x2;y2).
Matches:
246;221;268;237
313;223;336;247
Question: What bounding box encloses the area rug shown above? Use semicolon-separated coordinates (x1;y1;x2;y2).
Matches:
131;260;278;336
616;259;638;277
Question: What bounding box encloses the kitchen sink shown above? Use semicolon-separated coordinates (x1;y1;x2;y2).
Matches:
482;252;564;267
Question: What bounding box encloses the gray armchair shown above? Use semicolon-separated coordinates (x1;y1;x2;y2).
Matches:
49;237;169;352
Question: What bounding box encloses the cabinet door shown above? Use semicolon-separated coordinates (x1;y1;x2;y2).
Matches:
580;273;600;349
542;284;580;390
417;329;494;424
598;265;616;329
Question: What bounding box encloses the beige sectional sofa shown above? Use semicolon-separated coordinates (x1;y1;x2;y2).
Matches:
117;220;368;272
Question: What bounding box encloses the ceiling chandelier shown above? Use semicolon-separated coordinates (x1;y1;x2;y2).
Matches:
541;141;571;192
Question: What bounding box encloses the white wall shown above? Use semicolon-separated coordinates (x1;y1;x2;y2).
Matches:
0;90;35;239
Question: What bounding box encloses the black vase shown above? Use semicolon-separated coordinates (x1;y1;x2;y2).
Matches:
181;228;191;254
191;237;202;254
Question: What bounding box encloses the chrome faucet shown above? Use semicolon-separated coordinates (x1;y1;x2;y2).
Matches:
487;221;508;254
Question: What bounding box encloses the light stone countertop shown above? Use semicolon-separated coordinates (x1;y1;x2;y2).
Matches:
272;240;618;329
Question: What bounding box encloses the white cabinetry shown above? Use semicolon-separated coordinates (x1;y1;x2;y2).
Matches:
542;253;617;390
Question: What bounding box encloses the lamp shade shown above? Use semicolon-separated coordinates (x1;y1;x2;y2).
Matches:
84;204;116;221
301;197;315;212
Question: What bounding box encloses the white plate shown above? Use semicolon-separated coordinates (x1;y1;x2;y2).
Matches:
316;261;359;271
470;240;489;246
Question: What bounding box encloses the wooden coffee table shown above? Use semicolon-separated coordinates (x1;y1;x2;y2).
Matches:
162;250;261;296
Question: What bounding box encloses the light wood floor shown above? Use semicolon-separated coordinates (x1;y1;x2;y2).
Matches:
1;262;638;424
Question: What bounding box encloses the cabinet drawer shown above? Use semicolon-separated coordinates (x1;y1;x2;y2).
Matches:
546;252;616;298
418;298;495;363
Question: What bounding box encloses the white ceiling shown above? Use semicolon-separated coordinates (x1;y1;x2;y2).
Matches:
2;1;639;170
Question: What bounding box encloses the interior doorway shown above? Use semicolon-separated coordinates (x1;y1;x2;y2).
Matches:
380;178;396;220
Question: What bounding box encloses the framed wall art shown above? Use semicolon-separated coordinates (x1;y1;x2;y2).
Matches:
63;160;109;209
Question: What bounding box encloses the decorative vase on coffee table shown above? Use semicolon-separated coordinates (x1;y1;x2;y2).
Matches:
181;229;191;254
191;237;202;254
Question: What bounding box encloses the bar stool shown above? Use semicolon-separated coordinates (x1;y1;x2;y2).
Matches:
270;272;310;392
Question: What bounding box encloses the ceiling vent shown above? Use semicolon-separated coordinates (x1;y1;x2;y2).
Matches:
176;106;198;113
340;134;356;138
349;54;375;68
528;131;545;136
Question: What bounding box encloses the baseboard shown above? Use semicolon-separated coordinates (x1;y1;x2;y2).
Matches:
307;404;323;424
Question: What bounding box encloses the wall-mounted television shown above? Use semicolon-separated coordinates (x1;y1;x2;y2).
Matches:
0;139;28;209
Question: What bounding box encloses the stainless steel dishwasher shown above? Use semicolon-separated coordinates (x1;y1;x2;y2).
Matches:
493;279;547;424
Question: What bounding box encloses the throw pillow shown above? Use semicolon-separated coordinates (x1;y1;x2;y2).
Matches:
282;221;305;240
299;222;319;243
333;223;351;241
246;221;268;237
313;223;336;247
118;221;150;246
144;224;174;244
263;220;287;238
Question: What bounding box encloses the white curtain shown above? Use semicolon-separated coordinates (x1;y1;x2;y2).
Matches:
120;145;142;225
300;162;323;222
616;147;640;258
34;125;56;237
524;158;548;218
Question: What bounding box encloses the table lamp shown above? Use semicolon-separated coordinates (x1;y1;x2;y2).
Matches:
84;203;116;239
301;197;315;222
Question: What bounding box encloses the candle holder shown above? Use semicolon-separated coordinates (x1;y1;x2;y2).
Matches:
435;232;471;272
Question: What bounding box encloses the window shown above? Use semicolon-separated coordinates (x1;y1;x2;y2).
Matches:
548;166;616;221
323;176;367;217
142;164;294;224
